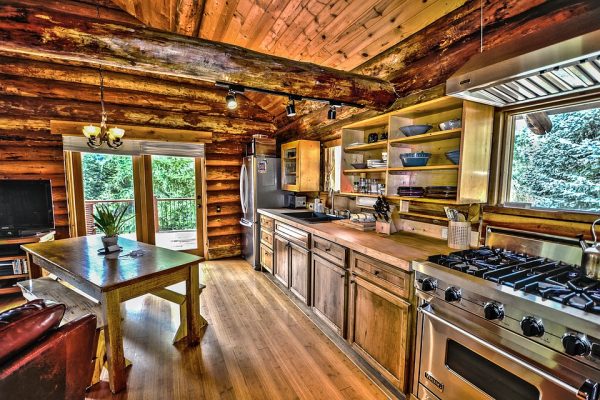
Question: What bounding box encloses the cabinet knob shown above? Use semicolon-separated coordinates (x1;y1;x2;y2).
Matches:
373;270;380;275
340;274;345;278
325;247;331;252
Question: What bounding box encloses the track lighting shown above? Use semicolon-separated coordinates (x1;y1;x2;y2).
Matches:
328;105;337;120
286;97;296;117
226;90;238;110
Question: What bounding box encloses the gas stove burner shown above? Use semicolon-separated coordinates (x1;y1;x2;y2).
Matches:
428;246;600;315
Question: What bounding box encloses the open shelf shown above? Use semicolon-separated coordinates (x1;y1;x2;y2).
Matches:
388;196;459;204
0;273;28;281
344;141;388;152
0;255;26;262
397;211;450;221
343;168;387;174
388;165;458;174
339;192;380;198
0;286;21;295
389;128;462;146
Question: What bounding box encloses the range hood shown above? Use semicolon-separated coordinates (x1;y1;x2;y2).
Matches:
447;16;600;108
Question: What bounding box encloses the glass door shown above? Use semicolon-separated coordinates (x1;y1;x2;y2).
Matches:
282;142;298;190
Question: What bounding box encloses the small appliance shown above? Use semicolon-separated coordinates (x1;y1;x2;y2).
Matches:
285;194;306;209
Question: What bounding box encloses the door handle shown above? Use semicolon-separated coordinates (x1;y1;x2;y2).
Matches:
240;218;252;227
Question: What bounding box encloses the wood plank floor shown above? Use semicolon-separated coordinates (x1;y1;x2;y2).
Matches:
3;259;387;399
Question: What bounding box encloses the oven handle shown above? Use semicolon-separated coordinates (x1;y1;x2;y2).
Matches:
418;304;599;400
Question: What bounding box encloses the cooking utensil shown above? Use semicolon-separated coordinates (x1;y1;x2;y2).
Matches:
399;125;432;137
578;219;600;279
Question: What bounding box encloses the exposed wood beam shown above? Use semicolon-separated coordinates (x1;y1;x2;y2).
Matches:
0;1;397;110
174;0;205;37
12;0;141;25
0;95;275;136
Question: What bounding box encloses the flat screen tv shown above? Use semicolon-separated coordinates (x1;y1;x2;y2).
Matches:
0;180;54;237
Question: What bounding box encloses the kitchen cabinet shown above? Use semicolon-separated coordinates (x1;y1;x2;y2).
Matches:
289;242;310;304
273;222;311;304
311;253;347;336
259;215;274;273
281;140;320;192
274;234;290;286
348;252;413;393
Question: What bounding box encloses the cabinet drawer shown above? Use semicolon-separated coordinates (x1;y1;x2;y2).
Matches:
260;244;273;273
312;235;346;267
260;215;274;231
260;229;273;247
275;221;309;248
352;253;411;299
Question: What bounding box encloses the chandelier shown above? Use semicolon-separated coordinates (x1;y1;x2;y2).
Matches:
82;68;125;148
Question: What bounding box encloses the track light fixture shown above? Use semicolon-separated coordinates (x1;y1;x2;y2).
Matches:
328;101;341;120
226;90;238;110
286;96;297;117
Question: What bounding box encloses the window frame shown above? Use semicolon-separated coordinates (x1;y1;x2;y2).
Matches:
493;92;600;216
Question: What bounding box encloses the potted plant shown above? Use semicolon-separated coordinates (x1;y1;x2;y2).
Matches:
93;204;132;250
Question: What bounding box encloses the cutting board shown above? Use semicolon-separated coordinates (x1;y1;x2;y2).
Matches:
332;219;376;231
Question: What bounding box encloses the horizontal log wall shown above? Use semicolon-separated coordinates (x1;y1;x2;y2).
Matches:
0;2;275;258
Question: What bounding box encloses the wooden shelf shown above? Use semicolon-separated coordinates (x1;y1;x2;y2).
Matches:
0;255;25;262
0;273;28;281
398;212;449;222
339;192;380;198
344;141;388;152
0;286;21;295
388;165;459;173
388;196;459;204
389;128;462;146
343;168;387;174
283;157;297;160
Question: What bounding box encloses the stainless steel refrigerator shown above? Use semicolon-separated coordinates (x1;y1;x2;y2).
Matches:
240;155;284;269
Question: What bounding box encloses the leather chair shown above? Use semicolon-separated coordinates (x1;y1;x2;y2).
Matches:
0;300;97;400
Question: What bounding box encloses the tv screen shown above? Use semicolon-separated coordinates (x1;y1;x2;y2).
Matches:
0;180;54;234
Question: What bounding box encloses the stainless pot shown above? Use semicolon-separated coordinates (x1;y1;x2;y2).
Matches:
579;218;600;280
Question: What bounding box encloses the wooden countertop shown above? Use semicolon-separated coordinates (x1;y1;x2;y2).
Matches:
259;209;453;272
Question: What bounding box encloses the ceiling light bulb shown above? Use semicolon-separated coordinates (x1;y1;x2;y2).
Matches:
108;127;125;139
328;105;336;120
82;124;101;138
226;91;237;110
286;100;296;117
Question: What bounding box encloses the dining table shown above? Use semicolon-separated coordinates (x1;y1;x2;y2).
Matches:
21;235;202;393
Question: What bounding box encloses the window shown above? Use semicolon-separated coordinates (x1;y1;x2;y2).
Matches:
504;100;600;212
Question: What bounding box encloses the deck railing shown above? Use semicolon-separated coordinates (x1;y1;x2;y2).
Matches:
84;198;195;235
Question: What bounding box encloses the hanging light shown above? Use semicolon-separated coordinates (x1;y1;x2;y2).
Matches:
226;90;238;110
82;68;125;149
327;105;337;120
286;97;296;117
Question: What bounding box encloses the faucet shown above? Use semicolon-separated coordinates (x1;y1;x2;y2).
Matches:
328;188;337;216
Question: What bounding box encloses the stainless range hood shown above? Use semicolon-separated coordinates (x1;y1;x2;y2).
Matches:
447;15;600;108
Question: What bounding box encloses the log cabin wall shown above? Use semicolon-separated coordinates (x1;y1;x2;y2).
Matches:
0;1;277;258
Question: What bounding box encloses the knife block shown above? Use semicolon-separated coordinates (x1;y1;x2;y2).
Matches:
376;220;397;235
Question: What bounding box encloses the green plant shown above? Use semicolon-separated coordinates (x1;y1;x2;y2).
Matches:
93;204;132;237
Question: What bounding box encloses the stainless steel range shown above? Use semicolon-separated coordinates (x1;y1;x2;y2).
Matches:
412;227;600;400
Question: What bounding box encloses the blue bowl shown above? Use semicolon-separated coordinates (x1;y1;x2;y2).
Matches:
445;150;460;165
400;152;431;167
400;125;432;137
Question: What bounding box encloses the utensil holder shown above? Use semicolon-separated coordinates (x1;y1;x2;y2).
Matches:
376;221;396;235
448;221;470;249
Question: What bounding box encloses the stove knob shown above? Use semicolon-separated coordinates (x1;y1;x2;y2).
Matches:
562;334;591;357
444;286;461;302
521;316;544;337
421;278;438;292
483;302;504;320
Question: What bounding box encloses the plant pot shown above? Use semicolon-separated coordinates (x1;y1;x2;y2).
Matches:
101;235;119;250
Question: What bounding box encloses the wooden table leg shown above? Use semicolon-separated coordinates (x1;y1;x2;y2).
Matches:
26;253;42;279
185;263;201;345
101;289;127;393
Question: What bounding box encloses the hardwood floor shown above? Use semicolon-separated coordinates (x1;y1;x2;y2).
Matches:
0;259;388;399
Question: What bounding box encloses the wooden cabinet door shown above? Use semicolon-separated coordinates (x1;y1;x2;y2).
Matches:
289;242;310;304
349;275;410;392
312;253;347;336
260;243;273;273
274;235;290;287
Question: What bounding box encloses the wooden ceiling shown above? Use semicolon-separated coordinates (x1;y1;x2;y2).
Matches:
111;0;467;118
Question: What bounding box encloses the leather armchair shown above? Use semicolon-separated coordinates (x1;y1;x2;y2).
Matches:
0;300;97;400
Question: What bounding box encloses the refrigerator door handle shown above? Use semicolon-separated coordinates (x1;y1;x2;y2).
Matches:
240;218;253;227
240;162;247;215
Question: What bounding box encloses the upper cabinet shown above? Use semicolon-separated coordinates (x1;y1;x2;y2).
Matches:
340;97;494;204
281;140;320;192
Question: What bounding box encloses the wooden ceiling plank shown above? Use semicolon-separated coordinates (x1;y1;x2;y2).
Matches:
244;0;288;49
13;0;141;25
268;0;328;55
211;0;242;42
199;0;230;40
174;0;206;36
261;0;308;51
234;0;272;47
324;0;468;70
221;0;253;44
0;0;397;110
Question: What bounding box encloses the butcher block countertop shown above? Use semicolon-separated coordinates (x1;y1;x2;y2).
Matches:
258;208;453;271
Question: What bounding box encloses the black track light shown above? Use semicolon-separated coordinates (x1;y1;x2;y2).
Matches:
286;98;296;117
328;105;337;120
226;90;238;110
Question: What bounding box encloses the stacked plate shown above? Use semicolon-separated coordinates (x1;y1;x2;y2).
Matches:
445;149;460;165
425;186;458;199
397;186;425;197
367;159;386;168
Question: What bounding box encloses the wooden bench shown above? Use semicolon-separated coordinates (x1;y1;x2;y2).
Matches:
150;283;208;343
17;277;113;387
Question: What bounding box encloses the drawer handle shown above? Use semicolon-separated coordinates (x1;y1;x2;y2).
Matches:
325;247;331;252
340;274;345;278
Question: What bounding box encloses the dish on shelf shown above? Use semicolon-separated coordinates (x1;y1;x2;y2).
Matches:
347;142;366;147
399;152;431;167
399;124;432;137
367;159;386;168
439;119;462;131
351;163;368;169
445;149;460;165
425;186;457;199
397;186;425;197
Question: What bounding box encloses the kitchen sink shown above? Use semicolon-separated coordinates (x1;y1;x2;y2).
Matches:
281;211;344;223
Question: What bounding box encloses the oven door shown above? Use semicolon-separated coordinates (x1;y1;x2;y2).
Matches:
416;304;592;400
